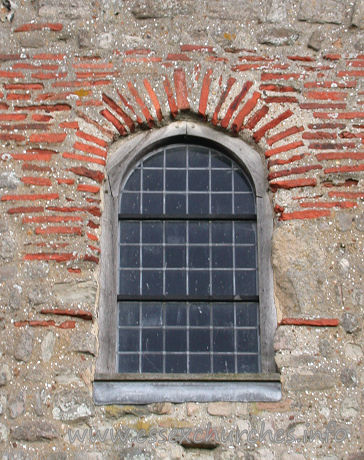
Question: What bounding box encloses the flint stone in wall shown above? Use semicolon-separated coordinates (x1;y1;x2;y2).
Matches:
355;213;364;231
11;420;58;441
355;35;364;50
336;212;353;232
257;27;299;46
308;30;324;51
38;0;92;19
131;0;194;19
0;393;6;414
41;331;55;362
9;285;22;310
344;343;363;361
71;332;97;356
340;367;358;386
298;0;346;24
285;372;336;391
274;326;297;351
0;364;11;386
54;280;97;305
265;0;287;23
340;397;359;419
14;329;33;362
25;261;49;280
0;264;16;282
0;422;7;442
8;391;25;419
0;172;19;189
53;389;95;421
352;0;364;28
341;312;360;333
28;286;47;305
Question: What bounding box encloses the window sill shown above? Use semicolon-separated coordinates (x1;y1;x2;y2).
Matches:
93;373;281;404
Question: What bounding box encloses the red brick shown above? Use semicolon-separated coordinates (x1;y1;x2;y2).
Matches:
316;152;364;161
265;141;304;158
309;142;355;150
31;72;67;80
11;153;52;162
174;68;190;112
21;177;52;186
323;54;340;60
270;178;316;191
1;122;50;132
268;165;322;180
261;73;303;81
324;164;364;174
22;163;52;172
84;254;99;264
33;114;53;122
308;123;346;130
300;103;346;110
56;178;74;185
0;103;9;110
142;79;162;122
0;133;25;141
245;105;269;130
87;232;98;242
33;53;65;60
328;191;364;198
7;206;44;214
0;113;26;121
14;103;71;112
68;267;81;273
253;109;293;142
62;152;106;166
127;81;155;127
280;318;339;326
259;84;298;93
40;308;92;320
60;121;79;129
0;54;22;61
300;201;356;209
24;253;75;261
220;81;253;129
102;93;135;132
57;321;76;329
1;193;58;202
180;44;214;53
100;108;127;136
68;166;104;184
123;57;162;64
279;209;331;220
13;63;59;70
197;68;213;118
288;55;315;62
314;112;364;120
35;226;82;235
75;71;116;79
77;184;100;193
212;77;236;126
117;90;144;127
337;70;364;77
305;91;347;101
52;79;111;88
0;70;25;78
232;91;261;133
73;61;114;69
302;132;337;140
268;153;306;167
264;96;298;103
231;64;263;72
46;206;101;217
76;109;114;138
15;23;63;32
267;126;303;146
163;76;178;118
73;141;107;159
166;53;191;61
29;133;66;143
14;320;56;327
6;93;31;101
124;48;151;56
304;81;356;89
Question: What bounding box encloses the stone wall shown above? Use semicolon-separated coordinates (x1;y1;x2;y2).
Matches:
0;0;363;458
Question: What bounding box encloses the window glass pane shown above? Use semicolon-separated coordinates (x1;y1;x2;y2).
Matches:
120;246;139;268
119;270;140;295
165;354;187;373
212;270;233;295
233;170;251;192
119;329;139;352
143;169;163;191
213;355;235;373
141;303;163;326
235;270;257;295
235;222;256;244
213;303;234;327
211;194;232;214
165;270;186;296
142;354;163;373
188;146;209;167
143;151;163;167
211;170;232;192
189;329;210;352
189;354;210;373
235;246;256;269
189;246;209;268
189;222;209;243
213;329;234;352
166;147;186;167
166;222;186;244
120;193;140;214
142;270;163;295
120;222;140;243
119;302;140;326
142;193;163;215
166;330;187;352
190;303;210;326
166;303;187;326
236;303;258;327
124;169;140;191
142;222;163;243
188;193;209;215
234;193;255;214
211;151;231;168
189;271;210;296
142;246;163;268
118;354;139;373
212;247;232;268
237;355;259;373
211;222;232;244
165;194;186;215
237;329;259;353
142;329;163;351
165;246;186;268
166;170;186;191
189;170;209;191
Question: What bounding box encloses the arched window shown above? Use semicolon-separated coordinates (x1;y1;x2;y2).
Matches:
95;122;280;403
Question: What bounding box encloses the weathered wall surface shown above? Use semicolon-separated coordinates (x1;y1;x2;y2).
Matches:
0;0;363;458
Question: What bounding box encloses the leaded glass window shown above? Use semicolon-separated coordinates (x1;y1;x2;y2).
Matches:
118;144;259;374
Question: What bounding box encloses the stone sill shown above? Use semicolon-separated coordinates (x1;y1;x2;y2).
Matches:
93;374;281;404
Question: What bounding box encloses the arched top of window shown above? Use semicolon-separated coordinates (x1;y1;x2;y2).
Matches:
119;144;256;218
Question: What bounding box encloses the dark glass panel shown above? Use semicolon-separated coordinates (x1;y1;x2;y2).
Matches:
189;329;210;352
142;354;163;373
237;329;259;353
166;147;186;168
165;354;187;373
211;270;233;296
120;246;139;268
124;169;140;191
165;246;186;268
234;222;256;244
118;329;139;352
165;222;186;244
166;303;187;326
213;329;234;352
211;170;232;192
118;354;139;373
236;303;258;327
141;270;163;296
119;270;140;296
234;193;255;214
237;355;259;373
119;302;139;326
213;303;234;327
233;170;251;192
211;151;231;168
142;222;163;243
235;270;257;295
189;170;209;191
188;271;210;296
188;194;209;215
166;170;186;191
189;246;209;268
166;329;187;352
120;193;140;214
119;222;140;244
189;354;211;373
188;146;209;167
143;151;163;167
165;270;186;296
211;194;232;214
212;247;232;268
189;222;209;243
142;246;163;268
190;303;210;326
235;246;257;269
142;329;163;351
213;355;235;373
165;194;186;215
141;303;163;326
142;193;163;215
211;222;232;244
143;169;163;191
